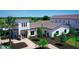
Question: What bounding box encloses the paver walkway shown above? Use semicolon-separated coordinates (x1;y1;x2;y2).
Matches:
0;38;58;49
20;38;37;49
48;44;58;49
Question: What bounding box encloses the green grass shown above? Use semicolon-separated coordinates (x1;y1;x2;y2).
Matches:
66;37;79;47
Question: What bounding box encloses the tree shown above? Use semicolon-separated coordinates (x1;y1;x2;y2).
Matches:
42;16;50;20
69;26;76;34
69;26;79;48
5;16;16;47
0;19;6;45
74;29;78;48
37;27;43;38
38;38;48;48
60;33;67;43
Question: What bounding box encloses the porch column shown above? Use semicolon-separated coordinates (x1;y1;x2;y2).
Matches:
18;29;23;38
18;23;22;38
18;29;21;35
27;29;31;38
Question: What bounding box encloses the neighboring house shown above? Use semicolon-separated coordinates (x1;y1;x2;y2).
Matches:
50;14;79;30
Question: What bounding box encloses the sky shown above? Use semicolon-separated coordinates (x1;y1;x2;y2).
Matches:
0;10;79;17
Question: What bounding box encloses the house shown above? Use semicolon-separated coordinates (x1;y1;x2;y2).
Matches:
14;19;31;38
30;21;69;38
13;19;69;38
50;14;79;30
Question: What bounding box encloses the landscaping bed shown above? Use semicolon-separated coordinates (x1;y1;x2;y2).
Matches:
47;37;76;49
1;42;28;49
12;42;28;49
1;42;11;49
66;37;79;48
29;36;40;44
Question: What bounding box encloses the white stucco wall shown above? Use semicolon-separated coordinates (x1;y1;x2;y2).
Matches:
28;25;69;38
18;22;30;30
47;25;69;38
15;19;30;36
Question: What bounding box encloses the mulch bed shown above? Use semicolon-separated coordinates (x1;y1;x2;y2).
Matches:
2;42;28;49
12;42;28;49
55;43;63;46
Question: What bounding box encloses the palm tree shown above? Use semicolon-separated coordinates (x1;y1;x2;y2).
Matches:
5;16;16;47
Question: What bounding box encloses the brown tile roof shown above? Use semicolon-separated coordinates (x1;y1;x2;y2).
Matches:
30;21;60;29
52;14;79;19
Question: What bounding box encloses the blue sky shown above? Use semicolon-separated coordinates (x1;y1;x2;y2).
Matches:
0;10;79;17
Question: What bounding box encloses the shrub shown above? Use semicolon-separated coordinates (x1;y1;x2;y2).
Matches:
38;38;48;48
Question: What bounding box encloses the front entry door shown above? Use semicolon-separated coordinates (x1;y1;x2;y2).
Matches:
24;32;27;38
21;30;27;38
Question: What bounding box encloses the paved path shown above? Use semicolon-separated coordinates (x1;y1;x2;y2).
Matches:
20;38;37;49
0;38;58;49
48;44;58;49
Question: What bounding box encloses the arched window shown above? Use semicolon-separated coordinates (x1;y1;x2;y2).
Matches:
56;31;59;34
64;29;67;33
54;31;59;37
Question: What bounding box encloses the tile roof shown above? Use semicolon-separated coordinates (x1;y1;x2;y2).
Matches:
52;14;79;19
30;21;60;29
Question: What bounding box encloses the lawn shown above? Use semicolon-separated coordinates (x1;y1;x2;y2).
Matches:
66;37;79;48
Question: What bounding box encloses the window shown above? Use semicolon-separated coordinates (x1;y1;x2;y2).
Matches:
23;23;27;27
76;20;79;24
76;20;77;24
22;23;24;27
55;20;57;23
59;20;61;23
24;23;26;27
31;31;34;35
26;23;27;26
22;23;27;27
56;31;59;34
63;20;65;23
68;20;70;24
64;29;67;33
66;20;69;25
78;21;79;24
